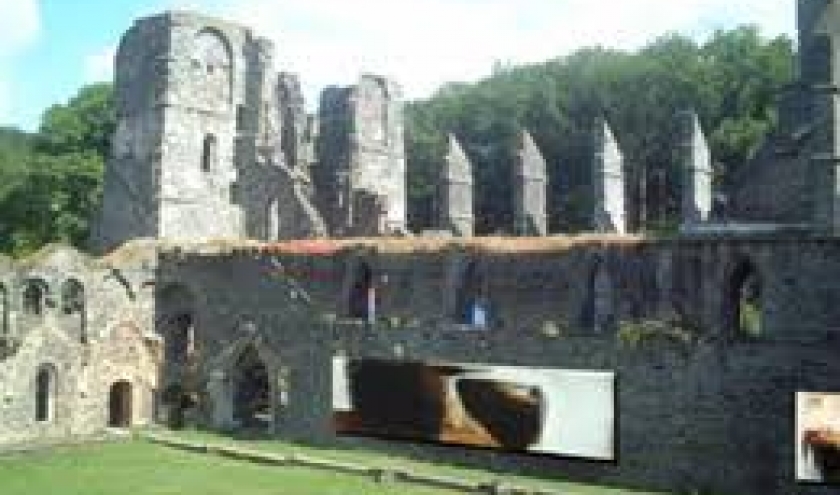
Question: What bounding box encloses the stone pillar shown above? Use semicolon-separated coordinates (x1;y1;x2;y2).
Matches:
514;131;548;236
811;5;840;233
799;0;833;85
315;75;407;236
679;111;713;228
439;134;474;237
810;87;840;233
592;119;627;234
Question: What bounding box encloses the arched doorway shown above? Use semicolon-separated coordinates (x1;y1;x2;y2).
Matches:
109;381;132;427
232;345;271;430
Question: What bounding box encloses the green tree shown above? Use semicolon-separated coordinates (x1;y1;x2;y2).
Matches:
0;83;113;256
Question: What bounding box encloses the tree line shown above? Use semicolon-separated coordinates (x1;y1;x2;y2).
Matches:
0;26;793;255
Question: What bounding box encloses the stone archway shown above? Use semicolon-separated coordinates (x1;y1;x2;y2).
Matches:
108;380;132;427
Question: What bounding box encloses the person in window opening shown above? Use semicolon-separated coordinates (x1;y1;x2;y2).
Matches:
471;296;488;329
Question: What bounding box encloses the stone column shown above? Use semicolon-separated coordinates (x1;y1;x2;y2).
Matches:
514;130;548;236
811;5;840;233
593;119;627;234
679;111;713;229
439;134;474;237
810;87;840;233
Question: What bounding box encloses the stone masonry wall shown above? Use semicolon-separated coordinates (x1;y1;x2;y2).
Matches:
152;236;840;495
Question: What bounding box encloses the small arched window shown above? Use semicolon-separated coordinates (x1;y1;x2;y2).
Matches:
728;259;762;337
61;279;86;343
35;364;56;422
201;134;217;172
267;200;279;241
23;280;47;316
165;313;194;365
348;262;374;321
61;279;84;315
0;283;7;334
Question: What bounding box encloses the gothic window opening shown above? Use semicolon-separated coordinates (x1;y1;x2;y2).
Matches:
455;262;488;328
165;313;195;366
23;280;47;316
0;283;7;334
191;29;233;106
233;345;271;429
201;134;217;172
729;260;763;337
348;262;374;321
267;199;279;241
35;365;56;422
61;279;86;343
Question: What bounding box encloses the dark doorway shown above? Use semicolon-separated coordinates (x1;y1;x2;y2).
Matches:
35;365;55;422
108;380;132;427
233;345;271;430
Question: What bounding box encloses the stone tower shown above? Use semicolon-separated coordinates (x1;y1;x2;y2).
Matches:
94;11;325;251
315;75;407;237
95;12;272;250
513;130;548;236
592;119;627;234
439;134;474;237
679;111;712;229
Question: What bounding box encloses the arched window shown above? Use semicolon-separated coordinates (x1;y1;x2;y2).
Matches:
22;280;47;316
348;262;374;321
0;283;7;334
455;262;488;328
165;313;194;364
581;258;614;333
728;259;762;337
191;29;233;106
61;279;86;343
201;134;217;172
35;364;56;422
267;199;279;241
157;283;197;367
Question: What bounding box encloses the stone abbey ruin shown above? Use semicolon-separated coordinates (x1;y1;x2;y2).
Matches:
4;1;840;494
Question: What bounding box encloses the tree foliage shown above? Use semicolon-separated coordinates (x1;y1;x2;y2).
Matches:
0;83;114;255
405;26;795;233
0;27;794;255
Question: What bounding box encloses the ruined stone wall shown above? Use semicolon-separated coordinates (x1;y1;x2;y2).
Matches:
153;236;840;495
315;76;407;236
0;245;160;446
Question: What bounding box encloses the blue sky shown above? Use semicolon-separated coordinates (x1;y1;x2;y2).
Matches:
0;0;796;132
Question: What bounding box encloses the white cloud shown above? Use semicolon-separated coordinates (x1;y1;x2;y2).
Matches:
84;45;117;83
0;0;41;57
0;0;41;125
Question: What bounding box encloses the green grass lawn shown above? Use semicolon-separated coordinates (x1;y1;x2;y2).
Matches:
0;434;666;495
170;430;663;495
0;441;444;495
